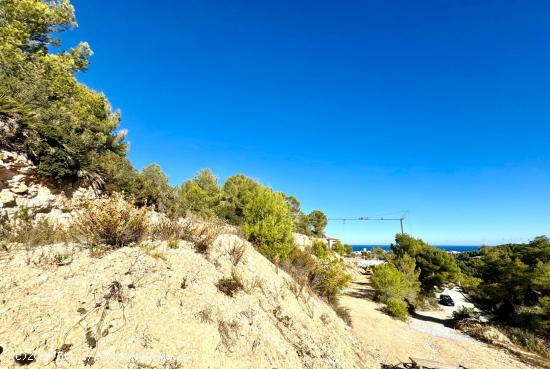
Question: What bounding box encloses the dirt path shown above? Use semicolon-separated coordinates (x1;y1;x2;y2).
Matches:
340;274;536;369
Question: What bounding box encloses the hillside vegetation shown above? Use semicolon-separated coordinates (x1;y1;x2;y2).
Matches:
371;234;460;319
456;237;550;357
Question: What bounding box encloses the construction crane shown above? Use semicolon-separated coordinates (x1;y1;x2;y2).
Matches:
328;216;406;234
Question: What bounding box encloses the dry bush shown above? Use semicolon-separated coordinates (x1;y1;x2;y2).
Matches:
73;193;150;250
282;248;352;324
195;307;213;324
151;216;183;241
273;305;292;328
52;251;73;266
151;215;224;254
244;276;265;294
161;358;183;369
217;319;240;352
216;269;244;297
181;216;225;254
281;248;316;299
229;241;246;266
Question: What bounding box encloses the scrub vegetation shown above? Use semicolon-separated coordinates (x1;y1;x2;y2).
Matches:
0;0;354;323
455;237;550;357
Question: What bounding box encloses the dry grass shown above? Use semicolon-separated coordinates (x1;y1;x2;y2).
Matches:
243;276;265;294
229;241;246;266
1;208;68;249
151;216;182;241
151;214;225;255
217;319;240;352
148;250;167;261
184;217;225;254
195;307;214;324
333;304;353;327
167;237;179;249
216;269;244;297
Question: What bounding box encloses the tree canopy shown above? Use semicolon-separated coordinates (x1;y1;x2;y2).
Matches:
242;186;295;262
0;0;126;180
308;210;328;236
457;236;550;335
392;233;460;293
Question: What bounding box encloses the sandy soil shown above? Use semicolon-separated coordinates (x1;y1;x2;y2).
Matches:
0;237;375;369
340;273;538;369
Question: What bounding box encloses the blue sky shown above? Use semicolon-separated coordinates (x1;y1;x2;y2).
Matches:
63;0;550;245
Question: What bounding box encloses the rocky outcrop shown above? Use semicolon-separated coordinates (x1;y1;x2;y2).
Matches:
0;150;95;221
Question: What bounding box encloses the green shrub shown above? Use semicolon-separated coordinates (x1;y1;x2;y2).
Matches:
281;248;351;322
371;247;386;260
540;296;550;316
220;174;260;225
498;325;550;358
371;261;420;319
312;240;329;259
310;256;352;305
372;263;415;303
167;237;179;249
242;186;295;262
332;241;353;256
74;193;150;250
385;298;409;320
138;164;178;215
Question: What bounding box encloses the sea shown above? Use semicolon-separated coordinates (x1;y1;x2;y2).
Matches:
351;245;481;253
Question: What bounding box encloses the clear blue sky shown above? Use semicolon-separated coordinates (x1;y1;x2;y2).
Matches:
63;0;550;245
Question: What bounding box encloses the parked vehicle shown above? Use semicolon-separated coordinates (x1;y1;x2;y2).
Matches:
439;294;455;306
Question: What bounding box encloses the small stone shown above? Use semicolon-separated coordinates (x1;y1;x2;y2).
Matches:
0;190;15;206
12;183;28;194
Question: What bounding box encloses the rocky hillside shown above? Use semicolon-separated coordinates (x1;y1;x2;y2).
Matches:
0;235;376;369
0;150;94;221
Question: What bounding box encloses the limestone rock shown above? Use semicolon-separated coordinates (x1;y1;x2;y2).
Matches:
0;190;15;207
11;183;28;194
0;150;94;221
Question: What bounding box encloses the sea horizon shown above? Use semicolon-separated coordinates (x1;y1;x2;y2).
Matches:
351;245;483;253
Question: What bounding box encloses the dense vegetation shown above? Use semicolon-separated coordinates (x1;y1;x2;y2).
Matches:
0;0;125;180
455;237;550;351
372;234;460;319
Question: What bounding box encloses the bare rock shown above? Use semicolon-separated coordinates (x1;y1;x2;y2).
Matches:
11;182;28;194
0;190;15;207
